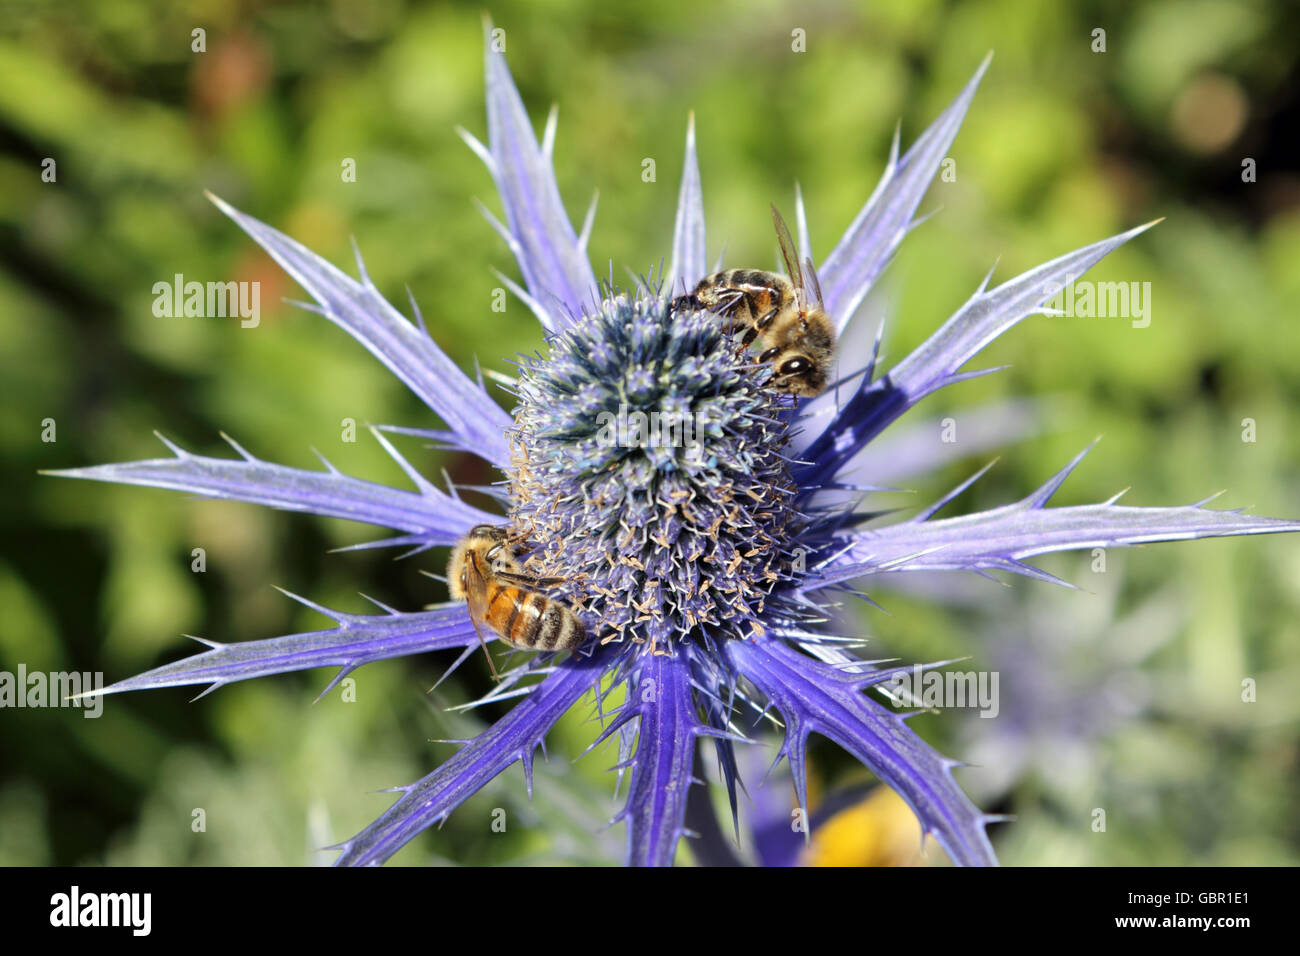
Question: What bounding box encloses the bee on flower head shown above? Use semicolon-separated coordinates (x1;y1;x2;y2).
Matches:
671;204;836;398
448;524;585;679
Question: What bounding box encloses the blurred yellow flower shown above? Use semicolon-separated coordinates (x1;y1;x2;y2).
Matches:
802;788;936;868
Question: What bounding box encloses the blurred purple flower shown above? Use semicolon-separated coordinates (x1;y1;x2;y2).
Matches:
955;572;1182;804
49;25;1300;866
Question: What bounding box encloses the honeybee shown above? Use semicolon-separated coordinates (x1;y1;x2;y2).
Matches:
671;204;836;398
448;524;585;678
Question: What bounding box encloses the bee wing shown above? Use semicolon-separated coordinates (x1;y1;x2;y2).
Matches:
770;203;805;293
462;552;492;621
803;255;825;309
462;552;500;679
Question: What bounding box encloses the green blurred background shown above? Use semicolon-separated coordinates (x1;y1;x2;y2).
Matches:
1;0;1297;865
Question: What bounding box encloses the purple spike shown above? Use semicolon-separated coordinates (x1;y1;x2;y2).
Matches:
333;657;604;866
272;585;347;621
205;192;511;464
798;220;1158;488
932;365;1011;390
43;432;494;545
578;190;599;254
912;458;1001;524
80;603;478;700
367;425;438;495
836;397;1043;487
473;18;597;329
1023;439;1101;509
726;637;999;866
668;113;706;293
818;54;992;330
811;484;1300;588
622;652;703;866
219;431;258;461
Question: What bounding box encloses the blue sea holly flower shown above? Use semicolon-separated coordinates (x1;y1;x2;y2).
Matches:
51;28;1300;867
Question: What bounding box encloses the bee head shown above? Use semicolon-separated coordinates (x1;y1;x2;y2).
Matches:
775;354;826;397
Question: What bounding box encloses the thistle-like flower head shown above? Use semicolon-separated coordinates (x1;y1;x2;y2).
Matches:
49;24;1300;867
511;294;799;651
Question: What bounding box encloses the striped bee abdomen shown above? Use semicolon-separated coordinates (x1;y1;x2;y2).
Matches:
451;524;588;678
691;270;788;325
536;600;585;651
482;583;585;651
481;584;519;636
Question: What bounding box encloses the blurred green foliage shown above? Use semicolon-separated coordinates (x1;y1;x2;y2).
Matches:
1;0;1297;865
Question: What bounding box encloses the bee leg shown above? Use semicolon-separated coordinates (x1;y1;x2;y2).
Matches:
466;612;500;681
737;327;759;347
755;307;779;330
506;516;537;550
528;576;569;588
494;568;555;587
